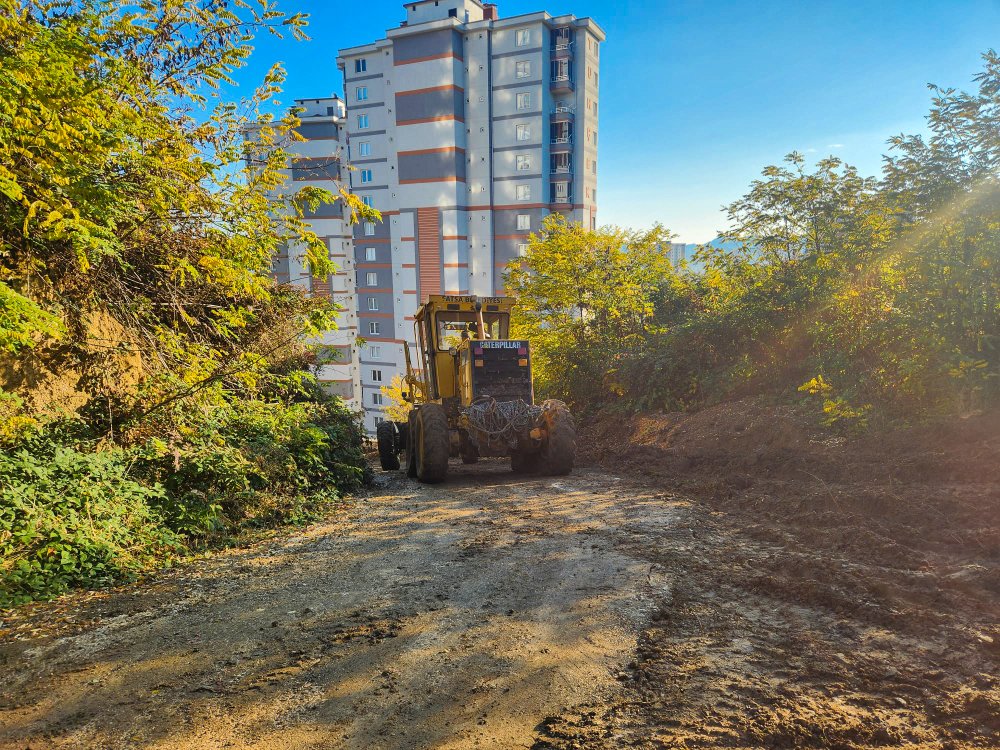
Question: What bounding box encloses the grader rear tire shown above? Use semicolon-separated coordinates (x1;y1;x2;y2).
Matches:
376;421;400;471
511;451;540;474
416;404;450;484
540;400;576;476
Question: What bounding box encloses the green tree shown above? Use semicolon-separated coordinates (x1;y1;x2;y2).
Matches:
0;0;377;604
504;215;674;407
0;0;377;425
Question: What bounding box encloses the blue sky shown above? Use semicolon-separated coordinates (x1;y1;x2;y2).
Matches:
232;0;1000;242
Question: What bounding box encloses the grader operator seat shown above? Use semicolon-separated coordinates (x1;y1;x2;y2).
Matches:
376;295;576;484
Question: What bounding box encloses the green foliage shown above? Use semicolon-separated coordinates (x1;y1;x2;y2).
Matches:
505;215;674;407
135;372;367;538
507;51;1000;425
0;2;374;606
0;443;179;607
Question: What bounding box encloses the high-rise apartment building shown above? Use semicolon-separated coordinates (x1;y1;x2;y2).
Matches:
266;1;604;433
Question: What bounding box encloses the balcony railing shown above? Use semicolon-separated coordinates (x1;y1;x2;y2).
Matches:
550;75;575;93
551;136;572;145
551;165;573;175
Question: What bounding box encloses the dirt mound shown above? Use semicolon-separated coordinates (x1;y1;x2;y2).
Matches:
582;399;1000;628
583;397;1000;485
567;400;1000;749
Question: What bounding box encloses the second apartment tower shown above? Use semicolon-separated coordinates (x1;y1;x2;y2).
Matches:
336;0;604;432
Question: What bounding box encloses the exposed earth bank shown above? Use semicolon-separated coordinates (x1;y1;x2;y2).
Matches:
1;402;998;749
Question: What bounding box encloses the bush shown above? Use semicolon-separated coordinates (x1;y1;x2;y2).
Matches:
0;444;179;607
136;387;368;538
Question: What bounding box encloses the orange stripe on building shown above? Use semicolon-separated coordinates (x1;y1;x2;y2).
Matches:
400;236;416;242
396;116;465;126
395;84;464;97
416;207;441;298
443;263;469;268
442;235;468;241
397;146;466;157
399;176;466;184
394;52;463;66
495;233;531;240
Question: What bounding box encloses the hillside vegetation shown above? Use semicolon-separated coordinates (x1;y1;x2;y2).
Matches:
509;51;999;427
0;1;374;606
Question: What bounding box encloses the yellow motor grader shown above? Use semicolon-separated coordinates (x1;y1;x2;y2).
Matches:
375;295;575;483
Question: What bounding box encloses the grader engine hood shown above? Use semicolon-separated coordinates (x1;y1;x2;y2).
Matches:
469;340;534;404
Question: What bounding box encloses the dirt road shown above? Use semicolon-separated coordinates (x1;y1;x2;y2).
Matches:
1;457;997;749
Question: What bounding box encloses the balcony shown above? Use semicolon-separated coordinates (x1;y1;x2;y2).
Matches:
550;74;575;95
551;28;573;59
551;106;575;124
550;154;573;177
550;190;573;207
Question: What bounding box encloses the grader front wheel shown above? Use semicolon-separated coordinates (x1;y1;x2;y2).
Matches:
415;404;450;484
376;421;400;471
539;400;576;476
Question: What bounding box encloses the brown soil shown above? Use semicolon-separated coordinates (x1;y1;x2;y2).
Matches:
572;398;1000;748
1;400;997;749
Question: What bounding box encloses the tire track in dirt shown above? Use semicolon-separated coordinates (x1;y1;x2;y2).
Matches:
0;464;681;749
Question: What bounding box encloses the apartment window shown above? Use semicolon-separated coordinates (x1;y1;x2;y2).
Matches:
368;345;381;359
372;392;384;406
365;247;377;261
361;169;373;183
362;196;374;209
516;154;531;171
369;321;381;335
371;369;383;383
359;141;371;157
367;296;379;311
517;243;529;256
355;58;367;73
374;416;385;427
593;130;598;145
366;271;378;287
553;182;569;202
594;72;599;87
515;29;530;47
358;113;370;129
516;124;531;141
517;214;531;231
356;86;368;101
364;221;375;236
515;60;530;79
592;160;597;175
516;184;530;201
592;216;597;230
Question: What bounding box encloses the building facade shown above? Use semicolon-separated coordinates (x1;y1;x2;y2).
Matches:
248;96;364;412
265;1;604;433
337;0;604;433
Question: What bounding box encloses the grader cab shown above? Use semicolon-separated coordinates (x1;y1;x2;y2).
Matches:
375;295;576;483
